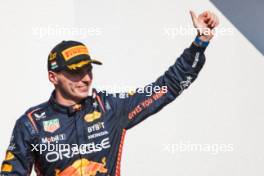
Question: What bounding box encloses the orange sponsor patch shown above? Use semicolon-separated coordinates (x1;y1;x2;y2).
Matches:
62;45;89;61
1;164;13;172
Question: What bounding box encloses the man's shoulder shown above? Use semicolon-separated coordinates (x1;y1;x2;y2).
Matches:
26;101;49;115
15;101;49;135
18;101;49;122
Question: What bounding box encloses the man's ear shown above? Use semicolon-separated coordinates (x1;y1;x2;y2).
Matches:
48;71;58;85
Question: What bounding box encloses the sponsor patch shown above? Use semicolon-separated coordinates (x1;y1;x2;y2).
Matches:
88;131;109;140
87;122;105;133
45;137;111;162
49;52;57;61
4;152;14;161
8;143;16;151
43;119;60;133
41;134;66;143
34;112;46;120
51;61;58;69
84;111;101;122
128;91;166;120
55;157;107;176
1;164;13;172
180;76;192;91
62;45;89;61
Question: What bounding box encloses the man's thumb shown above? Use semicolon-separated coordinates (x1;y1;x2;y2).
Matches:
190;10;198;26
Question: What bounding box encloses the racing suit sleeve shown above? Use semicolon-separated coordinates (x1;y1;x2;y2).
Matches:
1;118;35;176
110;43;207;130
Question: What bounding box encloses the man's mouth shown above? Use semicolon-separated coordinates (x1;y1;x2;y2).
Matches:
77;85;89;92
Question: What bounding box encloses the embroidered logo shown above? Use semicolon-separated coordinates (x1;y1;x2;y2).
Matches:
84;111;101;122
43;119;60;133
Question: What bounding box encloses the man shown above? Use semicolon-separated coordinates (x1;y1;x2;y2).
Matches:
1;11;219;176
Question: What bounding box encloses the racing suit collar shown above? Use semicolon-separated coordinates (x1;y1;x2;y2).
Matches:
48;91;91;115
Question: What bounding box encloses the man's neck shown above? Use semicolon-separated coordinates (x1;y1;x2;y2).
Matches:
54;90;80;107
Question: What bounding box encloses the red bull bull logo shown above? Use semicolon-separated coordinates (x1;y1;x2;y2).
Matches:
55;157;107;176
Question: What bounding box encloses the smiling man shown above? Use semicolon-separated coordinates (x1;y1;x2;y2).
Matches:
1;11;219;176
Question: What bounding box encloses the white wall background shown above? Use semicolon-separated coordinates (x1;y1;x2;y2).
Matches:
0;0;263;175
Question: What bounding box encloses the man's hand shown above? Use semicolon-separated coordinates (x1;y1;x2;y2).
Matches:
190;10;219;42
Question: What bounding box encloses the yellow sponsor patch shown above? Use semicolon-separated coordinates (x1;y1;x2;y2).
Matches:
62;45;89;61
49;52;57;61
67;60;89;70
84;111;101;122
5;152;14;161
1;164;13;172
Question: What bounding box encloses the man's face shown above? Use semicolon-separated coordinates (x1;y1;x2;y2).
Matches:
49;65;93;102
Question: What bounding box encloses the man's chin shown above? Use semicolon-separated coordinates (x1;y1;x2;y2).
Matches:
71;88;90;102
76;92;89;99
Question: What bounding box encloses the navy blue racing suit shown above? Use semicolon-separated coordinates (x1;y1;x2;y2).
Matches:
1;43;206;176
